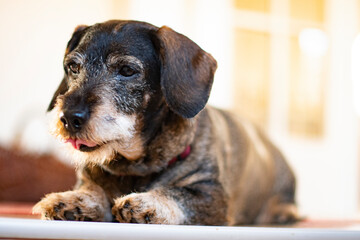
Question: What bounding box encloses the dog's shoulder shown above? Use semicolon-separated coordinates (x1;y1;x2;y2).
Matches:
201;105;249;138
203;105;268;144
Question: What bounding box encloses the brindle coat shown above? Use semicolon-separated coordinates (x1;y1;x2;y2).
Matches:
33;20;298;225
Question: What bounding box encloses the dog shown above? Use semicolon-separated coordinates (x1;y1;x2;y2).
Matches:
33;20;298;225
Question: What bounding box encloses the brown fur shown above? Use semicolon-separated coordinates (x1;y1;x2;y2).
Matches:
33;20;298;225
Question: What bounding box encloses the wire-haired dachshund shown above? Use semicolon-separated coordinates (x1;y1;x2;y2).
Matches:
33;20;298;225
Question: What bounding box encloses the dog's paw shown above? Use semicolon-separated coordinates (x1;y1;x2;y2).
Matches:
112;192;186;224
257;201;300;225
270;203;300;225
33;191;110;221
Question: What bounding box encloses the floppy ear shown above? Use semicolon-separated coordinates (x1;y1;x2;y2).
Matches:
47;76;68;111
64;25;88;55
47;25;88;112
152;26;217;118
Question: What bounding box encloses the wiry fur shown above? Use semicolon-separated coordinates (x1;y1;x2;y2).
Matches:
48;77;143;167
33;20;299;225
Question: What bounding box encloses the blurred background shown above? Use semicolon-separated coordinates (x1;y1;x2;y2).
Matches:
0;0;359;221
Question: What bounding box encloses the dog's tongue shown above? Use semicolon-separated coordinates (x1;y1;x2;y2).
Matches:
65;139;97;150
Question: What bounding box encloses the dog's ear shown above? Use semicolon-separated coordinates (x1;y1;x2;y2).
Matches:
152;26;217;118
47;25;88;112
65;25;88;55
47;76;68;111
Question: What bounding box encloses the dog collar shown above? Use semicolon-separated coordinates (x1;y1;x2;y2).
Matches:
168;145;191;166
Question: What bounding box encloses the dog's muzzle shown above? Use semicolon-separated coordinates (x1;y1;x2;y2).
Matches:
58;107;101;152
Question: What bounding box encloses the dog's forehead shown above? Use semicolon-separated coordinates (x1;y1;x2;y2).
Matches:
78;21;158;62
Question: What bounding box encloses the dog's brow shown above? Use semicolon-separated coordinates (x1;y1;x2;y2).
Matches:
65;52;85;65
107;54;143;69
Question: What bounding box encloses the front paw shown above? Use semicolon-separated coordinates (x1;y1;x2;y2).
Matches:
112;192;185;224
33;191;109;221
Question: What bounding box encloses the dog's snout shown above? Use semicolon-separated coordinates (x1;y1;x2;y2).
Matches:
60;109;89;133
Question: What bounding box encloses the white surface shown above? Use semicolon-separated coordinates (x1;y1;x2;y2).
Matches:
0;217;360;240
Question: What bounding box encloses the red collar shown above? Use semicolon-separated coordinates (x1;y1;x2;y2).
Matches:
168;145;191;166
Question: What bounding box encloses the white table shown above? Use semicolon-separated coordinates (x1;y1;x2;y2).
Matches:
1;217;360;240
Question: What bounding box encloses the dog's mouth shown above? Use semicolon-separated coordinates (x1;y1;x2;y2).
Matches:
65;138;101;152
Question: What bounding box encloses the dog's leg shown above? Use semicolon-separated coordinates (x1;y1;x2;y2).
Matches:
112;184;227;225
112;189;186;224
33;180;112;221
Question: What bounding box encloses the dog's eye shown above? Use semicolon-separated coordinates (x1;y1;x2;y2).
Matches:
68;63;80;75
119;65;136;77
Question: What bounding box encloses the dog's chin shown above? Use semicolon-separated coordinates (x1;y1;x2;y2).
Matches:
64;141;116;168
62;137;144;168
78;144;101;152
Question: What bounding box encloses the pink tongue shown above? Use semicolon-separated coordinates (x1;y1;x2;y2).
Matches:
65;139;97;150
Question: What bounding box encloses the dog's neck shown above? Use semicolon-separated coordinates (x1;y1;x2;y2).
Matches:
98;114;198;177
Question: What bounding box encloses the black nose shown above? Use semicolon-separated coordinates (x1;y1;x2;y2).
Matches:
60;109;89;133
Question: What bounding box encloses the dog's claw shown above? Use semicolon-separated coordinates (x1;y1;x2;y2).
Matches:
64;210;76;220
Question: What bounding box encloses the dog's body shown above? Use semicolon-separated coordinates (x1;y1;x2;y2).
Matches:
33;20;298;225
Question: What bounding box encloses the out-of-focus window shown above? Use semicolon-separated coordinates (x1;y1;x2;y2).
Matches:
232;0;328;138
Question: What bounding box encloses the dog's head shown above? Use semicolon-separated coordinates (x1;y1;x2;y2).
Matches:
48;20;217;166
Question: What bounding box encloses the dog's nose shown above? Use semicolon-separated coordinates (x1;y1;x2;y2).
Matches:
60;110;89;133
